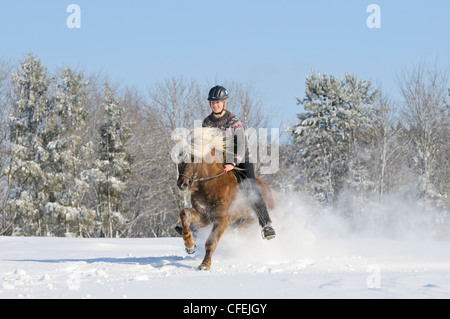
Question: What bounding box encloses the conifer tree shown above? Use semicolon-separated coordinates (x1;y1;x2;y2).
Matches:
44;67;94;236
291;71;376;204
8;53;52;235
96;83;132;237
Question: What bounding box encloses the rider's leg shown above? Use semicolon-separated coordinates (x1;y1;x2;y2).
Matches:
237;162;276;240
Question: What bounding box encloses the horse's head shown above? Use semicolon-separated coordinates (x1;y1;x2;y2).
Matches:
174;127;225;192
177;156;198;192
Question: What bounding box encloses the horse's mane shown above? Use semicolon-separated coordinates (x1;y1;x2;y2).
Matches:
178;127;226;162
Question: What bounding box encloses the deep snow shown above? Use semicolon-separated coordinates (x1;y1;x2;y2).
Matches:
1;195;450;299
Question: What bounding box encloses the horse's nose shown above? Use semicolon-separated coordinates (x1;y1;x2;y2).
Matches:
178;180;189;191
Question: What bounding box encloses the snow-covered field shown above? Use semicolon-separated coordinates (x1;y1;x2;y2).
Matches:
1;196;450;299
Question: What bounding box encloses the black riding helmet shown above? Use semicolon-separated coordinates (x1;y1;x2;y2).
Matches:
207;85;229;101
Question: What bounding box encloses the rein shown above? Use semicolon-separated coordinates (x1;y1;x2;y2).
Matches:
179;163;226;187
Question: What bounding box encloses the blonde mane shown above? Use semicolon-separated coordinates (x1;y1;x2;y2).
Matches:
177;127;226;163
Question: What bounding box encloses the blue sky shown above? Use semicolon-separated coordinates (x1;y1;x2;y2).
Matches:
0;0;449;128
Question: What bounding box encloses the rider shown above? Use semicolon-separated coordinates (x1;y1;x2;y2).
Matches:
203;85;276;240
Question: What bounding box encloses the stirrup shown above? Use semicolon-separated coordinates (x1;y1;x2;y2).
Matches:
261;224;276;240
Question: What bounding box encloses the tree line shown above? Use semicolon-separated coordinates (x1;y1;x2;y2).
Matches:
280;66;449;238
0;53;448;238
0;53;268;237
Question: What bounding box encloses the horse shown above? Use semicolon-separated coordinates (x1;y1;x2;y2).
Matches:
174;127;275;270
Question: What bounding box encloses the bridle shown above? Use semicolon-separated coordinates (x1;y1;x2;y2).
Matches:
178;162;226;188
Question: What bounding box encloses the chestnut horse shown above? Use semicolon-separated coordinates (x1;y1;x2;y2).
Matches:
175;127;274;270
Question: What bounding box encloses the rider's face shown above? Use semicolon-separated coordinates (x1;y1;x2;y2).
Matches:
210;100;225;116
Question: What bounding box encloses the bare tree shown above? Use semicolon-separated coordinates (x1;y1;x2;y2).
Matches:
136;77;205;236
115;86;177;237
369;91;410;199
398;62;449;209
148;77;205;129
222;81;269;130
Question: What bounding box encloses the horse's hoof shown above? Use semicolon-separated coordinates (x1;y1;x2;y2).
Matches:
185;244;196;254
198;264;210;271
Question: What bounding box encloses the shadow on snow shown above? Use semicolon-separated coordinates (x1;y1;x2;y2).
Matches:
11;255;194;269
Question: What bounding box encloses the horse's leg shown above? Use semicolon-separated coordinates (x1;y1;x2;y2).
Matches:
198;217;229;270
180;208;202;254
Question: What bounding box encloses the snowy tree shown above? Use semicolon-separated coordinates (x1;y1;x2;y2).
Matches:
7;53;52;235
95;83;132;237
43;67;94;237
0;59;13;235
290;71;377;204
